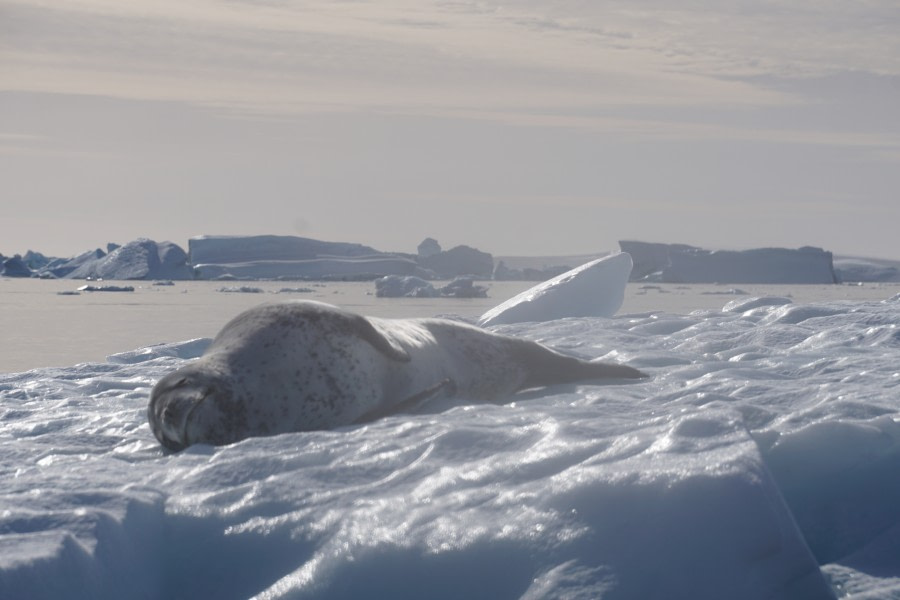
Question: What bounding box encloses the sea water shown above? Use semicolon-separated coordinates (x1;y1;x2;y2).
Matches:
1;277;897;373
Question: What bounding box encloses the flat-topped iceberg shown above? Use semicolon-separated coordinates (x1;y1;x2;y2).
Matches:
663;246;837;284
189;235;417;280
620;241;839;284
833;256;900;282
189;234;381;264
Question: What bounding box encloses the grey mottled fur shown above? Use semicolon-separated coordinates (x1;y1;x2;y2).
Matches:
148;300;645;450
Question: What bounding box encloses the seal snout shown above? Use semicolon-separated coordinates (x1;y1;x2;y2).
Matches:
148;372;215;451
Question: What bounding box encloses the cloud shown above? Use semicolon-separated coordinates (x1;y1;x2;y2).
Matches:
0;0;804;114
3;0;898;157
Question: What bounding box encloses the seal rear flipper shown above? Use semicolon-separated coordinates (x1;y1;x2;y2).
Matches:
353;378;457;424
584;358;647;379
514;339;647;389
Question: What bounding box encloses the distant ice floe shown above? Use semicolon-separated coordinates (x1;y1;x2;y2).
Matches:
76;285;135;292
211;286;318;294
216;286;265;293
375;276;488;298
375;275;440;298
700;288;749;296
478;252;632;326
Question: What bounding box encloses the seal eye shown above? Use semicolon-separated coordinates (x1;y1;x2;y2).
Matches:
174;377;189;388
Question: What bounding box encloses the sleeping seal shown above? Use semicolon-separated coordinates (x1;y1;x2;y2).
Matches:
148;300;644;450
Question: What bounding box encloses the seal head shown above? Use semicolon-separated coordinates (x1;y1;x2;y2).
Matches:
148;365;241;451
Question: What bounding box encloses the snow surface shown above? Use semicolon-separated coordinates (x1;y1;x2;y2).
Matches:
2;293;900;598
478;252;632;327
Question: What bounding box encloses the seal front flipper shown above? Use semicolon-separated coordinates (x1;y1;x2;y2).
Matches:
351;314;411;362
353;378;457;424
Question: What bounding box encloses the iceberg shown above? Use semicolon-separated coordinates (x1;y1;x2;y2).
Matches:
416;244;494;279
375;275;440;297
438;277;488;298
663;246;838;284
375;276;488;298
833;256;900;283
189;235;417;280
620;241;839;284
416;237;442;258
34;240;192;280
70;239;192;280
619;240;699;280
194;257;418;280
188;234;381;264
42;248;107;279
0;255;31;277
478;252;632;326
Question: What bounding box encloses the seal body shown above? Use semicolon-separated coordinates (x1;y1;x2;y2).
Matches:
148;300;644;450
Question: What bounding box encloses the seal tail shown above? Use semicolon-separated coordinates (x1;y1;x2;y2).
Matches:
513;339;646;390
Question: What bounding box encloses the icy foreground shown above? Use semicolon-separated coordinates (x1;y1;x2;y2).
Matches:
2;298;900;598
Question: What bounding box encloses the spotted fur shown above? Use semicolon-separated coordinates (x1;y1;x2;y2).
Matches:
148;300;644;450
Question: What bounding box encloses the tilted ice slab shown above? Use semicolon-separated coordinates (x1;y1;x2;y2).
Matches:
478;252;632;327
3;295;900;598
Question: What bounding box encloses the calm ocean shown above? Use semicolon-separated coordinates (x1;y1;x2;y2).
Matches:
2;278;897;373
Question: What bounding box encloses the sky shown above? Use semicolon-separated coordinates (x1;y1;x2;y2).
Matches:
2;0;899;259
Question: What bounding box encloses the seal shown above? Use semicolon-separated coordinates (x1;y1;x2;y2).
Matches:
148;300;645;450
